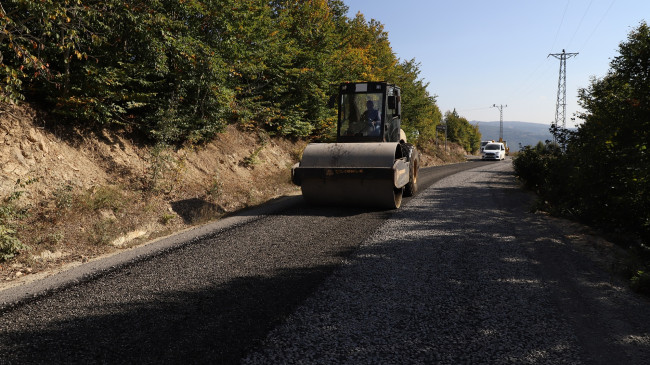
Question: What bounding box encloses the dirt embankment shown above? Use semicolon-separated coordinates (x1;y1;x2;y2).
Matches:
0;102;467;287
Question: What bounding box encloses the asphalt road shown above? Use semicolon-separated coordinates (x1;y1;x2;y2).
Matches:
1;159;649;364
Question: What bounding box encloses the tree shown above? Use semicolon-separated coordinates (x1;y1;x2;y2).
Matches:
331;11;395;83
443;109;481;153
390;59;442;145
266;0;340;137
515;21;650;249
573;21;650;239
1;0;444;147
0;0;87;102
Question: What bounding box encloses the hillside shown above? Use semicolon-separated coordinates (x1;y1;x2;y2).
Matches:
475;121;554;152
0;102;468;286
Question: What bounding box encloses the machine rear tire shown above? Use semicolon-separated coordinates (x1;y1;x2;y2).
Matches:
404;177;417;197
403;149;419;197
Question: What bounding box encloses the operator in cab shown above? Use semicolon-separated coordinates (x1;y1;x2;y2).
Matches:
362;100;381;136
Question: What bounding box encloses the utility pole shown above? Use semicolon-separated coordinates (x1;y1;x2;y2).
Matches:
492;104;507;141
548;49;578;129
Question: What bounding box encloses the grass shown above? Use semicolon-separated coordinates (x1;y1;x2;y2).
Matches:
81;185;126;212
88;219;117;246
0;178;38;261
241;145;265;167
159;213;176;225
206;174;223;202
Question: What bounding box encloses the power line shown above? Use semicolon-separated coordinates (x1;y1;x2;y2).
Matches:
508;60;555;101
567;0;594;49
509;0;575;102
455;106;493;113
549;0;571;54
580;0;617;50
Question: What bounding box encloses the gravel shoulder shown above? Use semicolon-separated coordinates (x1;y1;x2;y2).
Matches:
243;161;650;364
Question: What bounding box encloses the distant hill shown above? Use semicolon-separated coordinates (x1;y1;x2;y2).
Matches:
473;121;554;152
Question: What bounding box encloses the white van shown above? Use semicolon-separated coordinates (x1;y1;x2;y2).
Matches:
481;142;506;160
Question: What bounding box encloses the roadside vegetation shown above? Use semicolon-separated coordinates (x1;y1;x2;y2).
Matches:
443;110;482;154
513;22;650;294
0;178;36;261
0;0;455;146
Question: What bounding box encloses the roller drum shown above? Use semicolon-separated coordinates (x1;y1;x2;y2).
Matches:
301;175;403;208
293;143;407;209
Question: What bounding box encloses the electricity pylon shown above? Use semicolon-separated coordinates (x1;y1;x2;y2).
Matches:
492;104;507;141
548;49;578;129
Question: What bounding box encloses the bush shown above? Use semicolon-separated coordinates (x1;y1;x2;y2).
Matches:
0;178;37;261
631;270;650;295
512;141;563;193
0;224;28;261
81;186;125;212
514;123;649;292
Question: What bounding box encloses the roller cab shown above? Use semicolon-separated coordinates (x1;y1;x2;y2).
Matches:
292;82;419;209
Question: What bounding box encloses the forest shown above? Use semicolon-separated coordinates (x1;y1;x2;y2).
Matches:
0;0;481;150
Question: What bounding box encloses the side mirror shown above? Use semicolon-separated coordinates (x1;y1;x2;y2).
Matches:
327;95;337;108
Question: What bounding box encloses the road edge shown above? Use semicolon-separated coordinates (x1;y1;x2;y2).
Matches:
0;195;304;309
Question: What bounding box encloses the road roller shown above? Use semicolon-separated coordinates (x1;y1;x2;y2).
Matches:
291;82;419;209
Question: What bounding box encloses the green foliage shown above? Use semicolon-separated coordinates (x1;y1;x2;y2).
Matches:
0;0;66;102
52;184;74;211
390;59;443;145
1;0;442;145
242;144;266;168
513;143;547;191
0;178;37;261
82;185;124;212
206;174;223;202
569;22;650;240
159;213;176;225
512;139;575;217
631;270;650;295
145;143;186;193
37;231;64;248
514;22;650;290
443;110;482;153
0;225;27;261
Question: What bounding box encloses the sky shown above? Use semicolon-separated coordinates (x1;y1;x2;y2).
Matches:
343;0;648;128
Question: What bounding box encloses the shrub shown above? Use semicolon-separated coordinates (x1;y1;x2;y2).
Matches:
53;184;75;211
82;186;125;212
631;270;650;295
512;141;563;194
0;225;28;261
0;178;37;261
145;143;186;193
